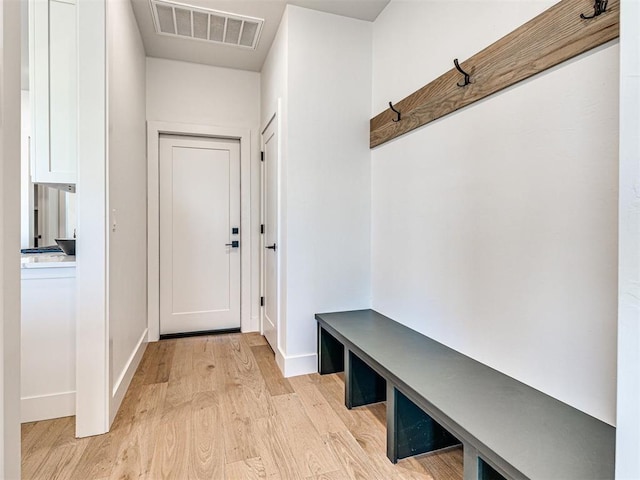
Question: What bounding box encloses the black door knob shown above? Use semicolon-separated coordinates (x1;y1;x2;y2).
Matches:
225;241;239;248
265;244;277;251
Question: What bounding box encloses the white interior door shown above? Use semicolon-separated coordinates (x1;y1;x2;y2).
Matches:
262;119;278;351
160;135;240;335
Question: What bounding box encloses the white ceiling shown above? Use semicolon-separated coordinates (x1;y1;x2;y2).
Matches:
130;0;389;72
20;0;388;88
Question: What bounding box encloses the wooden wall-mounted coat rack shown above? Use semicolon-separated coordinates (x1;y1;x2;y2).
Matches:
370;0;619;149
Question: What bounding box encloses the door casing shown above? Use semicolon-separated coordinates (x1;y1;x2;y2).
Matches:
147;122;253;341
261;113;279;352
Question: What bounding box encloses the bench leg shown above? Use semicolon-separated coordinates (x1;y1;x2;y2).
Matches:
464;443;479;480
345;350;386;409
318;325;344;374
387;386;462;463
386;383;398;463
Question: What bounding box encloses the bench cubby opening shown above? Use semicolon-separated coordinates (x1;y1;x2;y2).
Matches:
387;386;462;463
346;350;386;408
479;458;508;480
318;325;344;374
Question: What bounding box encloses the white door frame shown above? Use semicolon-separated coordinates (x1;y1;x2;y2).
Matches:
75;0;109;438
260;102;283;362
260;113;278;347
147;121;252;341
1;0;22;473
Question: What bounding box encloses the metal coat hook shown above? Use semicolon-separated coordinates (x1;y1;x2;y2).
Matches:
580;0;608;19
454;59;471;87
389;101;401;122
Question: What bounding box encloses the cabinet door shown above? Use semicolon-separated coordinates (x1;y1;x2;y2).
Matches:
31;0;77;184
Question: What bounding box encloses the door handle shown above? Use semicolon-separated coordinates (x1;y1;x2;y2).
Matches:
225;241;239;248
265;244;277;251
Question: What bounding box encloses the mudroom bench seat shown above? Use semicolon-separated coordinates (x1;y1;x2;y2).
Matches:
315;309;614;480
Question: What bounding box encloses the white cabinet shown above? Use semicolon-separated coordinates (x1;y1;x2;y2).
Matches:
21;263;76;422
30;0;77;185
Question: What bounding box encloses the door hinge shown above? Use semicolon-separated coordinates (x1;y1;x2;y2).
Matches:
260;224;264;234
261;151;264;162
260;296;264;307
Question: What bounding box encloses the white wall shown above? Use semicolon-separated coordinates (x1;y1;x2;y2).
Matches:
261;9;289;355
616;0;640;476
0;0;22;476
146;58;262;332
107;0;148;422
260;11;287;129
147;58;261;129
371;0;618;425
261;6;372;376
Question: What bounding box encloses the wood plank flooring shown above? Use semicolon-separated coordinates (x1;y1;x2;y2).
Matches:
22;333;463;479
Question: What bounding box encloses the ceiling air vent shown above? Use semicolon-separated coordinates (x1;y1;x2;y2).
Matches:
149;0;264;49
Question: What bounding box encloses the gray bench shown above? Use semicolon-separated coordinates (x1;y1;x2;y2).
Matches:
316;309;615;480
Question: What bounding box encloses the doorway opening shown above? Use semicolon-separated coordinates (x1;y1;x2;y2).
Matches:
147;122;253;342
158;134;241;336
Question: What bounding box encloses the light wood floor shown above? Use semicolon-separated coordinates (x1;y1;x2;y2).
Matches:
22;333;463;479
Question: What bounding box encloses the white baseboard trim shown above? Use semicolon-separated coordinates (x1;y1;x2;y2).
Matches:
248;315;259;333
110;328;148;424
276;350;318;378
21;391;75;423
276;348;286;374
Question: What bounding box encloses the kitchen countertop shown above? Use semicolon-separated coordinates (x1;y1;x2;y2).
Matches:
21;253;76;268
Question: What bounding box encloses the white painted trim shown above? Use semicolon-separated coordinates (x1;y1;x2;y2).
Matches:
276;347;286;375
21;392;75;423
1;0;23;475
260;101;283;362
110;329;147;424
275;101;285;358
277;349;317;378
147;121;253;341
75;0;109;438
259;114;273;336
